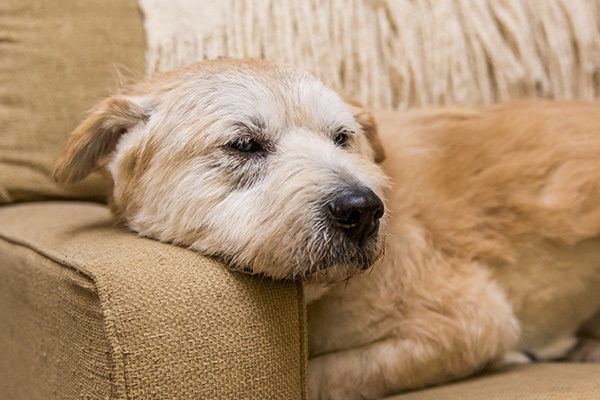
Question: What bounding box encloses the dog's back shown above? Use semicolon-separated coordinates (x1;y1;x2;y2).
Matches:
377;100;600;356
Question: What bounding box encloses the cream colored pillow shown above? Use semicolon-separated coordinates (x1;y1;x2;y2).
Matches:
140;0;600;109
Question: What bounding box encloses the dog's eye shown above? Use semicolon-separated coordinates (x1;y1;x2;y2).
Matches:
230;138;262;153
333;129;352;148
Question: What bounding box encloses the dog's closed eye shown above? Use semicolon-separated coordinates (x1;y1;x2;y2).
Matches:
228;120;270;154
229;137;262;153
333;128;354;148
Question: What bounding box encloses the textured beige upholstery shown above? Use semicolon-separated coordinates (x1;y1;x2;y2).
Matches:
0;202;306;399
0;0;145;203
387;364;600;400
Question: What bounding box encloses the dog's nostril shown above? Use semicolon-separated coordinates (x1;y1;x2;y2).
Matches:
328;187;384;242
339;209;362;227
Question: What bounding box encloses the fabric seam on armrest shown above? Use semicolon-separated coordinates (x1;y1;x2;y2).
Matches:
0;232;129;400
298;282;308;400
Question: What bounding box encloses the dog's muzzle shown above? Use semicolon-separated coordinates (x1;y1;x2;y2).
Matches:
327;187;384;246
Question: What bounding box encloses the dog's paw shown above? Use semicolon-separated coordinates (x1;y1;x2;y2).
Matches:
309;357;366;400
486;351;531;371
566;338;600;362
309;358;343;400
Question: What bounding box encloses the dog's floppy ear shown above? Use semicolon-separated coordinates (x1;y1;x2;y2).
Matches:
53;95;152;184
346;99;385;163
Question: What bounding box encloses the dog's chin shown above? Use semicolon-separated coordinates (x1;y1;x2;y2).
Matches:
227;255;379;281
217;231;385;282
300;246;385;284
257;238;384;283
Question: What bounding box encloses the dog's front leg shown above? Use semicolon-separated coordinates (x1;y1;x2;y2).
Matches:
309;336;475;400
309;315;516;400
308;266;520;399
567;309;600;362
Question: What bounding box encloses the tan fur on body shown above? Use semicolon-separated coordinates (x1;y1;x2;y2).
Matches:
308;103;600;398
54;60;600;399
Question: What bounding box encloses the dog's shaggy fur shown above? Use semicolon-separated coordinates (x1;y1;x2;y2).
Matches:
55;59;600;399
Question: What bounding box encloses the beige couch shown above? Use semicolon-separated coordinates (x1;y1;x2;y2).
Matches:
1;1;599;399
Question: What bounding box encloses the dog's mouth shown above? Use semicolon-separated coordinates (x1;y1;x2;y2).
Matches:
227;230;385;282
296;235;386;282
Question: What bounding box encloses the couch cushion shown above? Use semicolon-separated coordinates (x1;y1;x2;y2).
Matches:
386;363;600;399
0;202;307;399
0;0;146;204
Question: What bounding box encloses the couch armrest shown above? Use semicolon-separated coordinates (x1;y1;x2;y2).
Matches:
0;202;306;399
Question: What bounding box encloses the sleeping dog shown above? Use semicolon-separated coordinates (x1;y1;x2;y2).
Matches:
54;59;600;399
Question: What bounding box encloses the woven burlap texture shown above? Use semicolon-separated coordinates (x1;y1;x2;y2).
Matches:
0;0;145;203
0;202;306;399
140;0;600;109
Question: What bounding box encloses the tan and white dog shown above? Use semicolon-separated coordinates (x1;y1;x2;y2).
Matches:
54;59;600;399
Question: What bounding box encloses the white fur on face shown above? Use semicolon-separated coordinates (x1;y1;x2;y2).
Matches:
109;63;388;280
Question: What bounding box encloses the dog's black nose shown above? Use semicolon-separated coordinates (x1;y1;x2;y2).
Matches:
328;187;384;243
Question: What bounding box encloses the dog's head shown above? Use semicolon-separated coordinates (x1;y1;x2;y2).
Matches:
54;59;388;282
